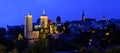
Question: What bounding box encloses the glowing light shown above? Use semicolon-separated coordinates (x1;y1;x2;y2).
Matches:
92;30;95;33
89;39;92;45
105;32;109;36
89;39;92;42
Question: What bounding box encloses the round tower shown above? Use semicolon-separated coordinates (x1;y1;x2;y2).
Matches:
40;9;48;28
24;13;33;38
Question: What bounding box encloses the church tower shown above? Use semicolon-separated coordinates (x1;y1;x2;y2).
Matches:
40;9;48;28
24;13;33;38
82;11;86;21
102;15;106;21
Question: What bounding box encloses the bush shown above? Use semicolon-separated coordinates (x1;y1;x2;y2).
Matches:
9;48;19;53
24;40;48;53
0;44;6;53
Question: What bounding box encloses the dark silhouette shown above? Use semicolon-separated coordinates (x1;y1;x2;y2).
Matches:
56;16;61;24
0;28;6;45
63;21;70;34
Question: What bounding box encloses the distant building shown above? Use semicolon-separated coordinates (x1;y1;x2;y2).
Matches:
108;19;120;30
69;24;80;34
56;16;61;24
69;19;96;32
48;20;53;25
80;22;91;32
80;11;97;32
81;11;96;22
40;9;48;28
85;18;96;22
84;18;97;29
97;15;108;30
70;21;81;28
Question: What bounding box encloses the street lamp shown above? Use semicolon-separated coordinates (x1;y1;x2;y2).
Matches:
105;32;109;36
91;30;95;33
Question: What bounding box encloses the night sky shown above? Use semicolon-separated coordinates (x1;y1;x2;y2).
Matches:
0;0;120;27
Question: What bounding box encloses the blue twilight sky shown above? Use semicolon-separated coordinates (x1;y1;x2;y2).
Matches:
0;0;120;27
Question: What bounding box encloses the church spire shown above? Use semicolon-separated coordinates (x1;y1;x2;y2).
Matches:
82;10;85;17
82;10;86;21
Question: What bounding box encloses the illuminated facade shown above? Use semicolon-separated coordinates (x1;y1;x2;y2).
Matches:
40;10;48;28
30;31;39;39
49;25;58;34
24;13;33;38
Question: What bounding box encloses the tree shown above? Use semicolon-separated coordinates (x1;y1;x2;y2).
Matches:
0;44;6;53
80;32;91;47
24;40;48;53
9;48;19;53
57;26;63;33
0;28;6;44
15;39;28;53
7;25;24;40
17;34;23;40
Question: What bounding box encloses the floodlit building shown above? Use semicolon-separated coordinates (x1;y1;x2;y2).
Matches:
24;13;33;38
24;13;40;45
40;9;48;28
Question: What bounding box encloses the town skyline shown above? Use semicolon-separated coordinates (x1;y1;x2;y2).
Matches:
0;10;120;27
1;0;120;53
0;0;120;27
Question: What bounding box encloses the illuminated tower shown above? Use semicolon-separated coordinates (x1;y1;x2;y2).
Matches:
40;9;48;28
82;11;86;21
24;13;33;38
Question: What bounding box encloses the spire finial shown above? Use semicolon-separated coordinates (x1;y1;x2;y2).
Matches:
102;13;106;20
43;9;46;15
27;13;31;15
82;10;85;16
